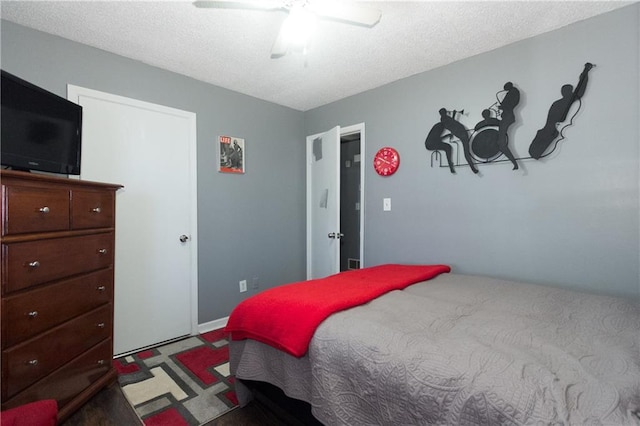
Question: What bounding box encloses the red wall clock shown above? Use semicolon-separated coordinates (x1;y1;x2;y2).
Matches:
373;147;400;176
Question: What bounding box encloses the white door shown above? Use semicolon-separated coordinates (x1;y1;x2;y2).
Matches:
67;86;198;356
306;126;340;279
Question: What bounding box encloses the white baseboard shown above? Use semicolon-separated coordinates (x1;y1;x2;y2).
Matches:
197;316;229;334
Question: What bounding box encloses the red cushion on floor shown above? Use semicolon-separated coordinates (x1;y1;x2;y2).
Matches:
1;399;58;426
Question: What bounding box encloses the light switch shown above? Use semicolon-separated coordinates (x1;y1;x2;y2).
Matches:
383;198;391;211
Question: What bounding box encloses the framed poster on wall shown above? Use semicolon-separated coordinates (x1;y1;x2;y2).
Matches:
218;135;245;174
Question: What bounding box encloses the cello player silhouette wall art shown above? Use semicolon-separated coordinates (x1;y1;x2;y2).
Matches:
425;63;594;174
529;63;594;159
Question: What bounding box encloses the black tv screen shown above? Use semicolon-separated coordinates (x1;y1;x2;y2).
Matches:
1;70;82;175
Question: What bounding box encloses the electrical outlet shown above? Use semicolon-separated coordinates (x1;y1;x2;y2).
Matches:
252;276;259;290
239;280;247;293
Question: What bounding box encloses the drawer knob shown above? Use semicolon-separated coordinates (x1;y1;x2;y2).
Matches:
91;207;102;213
97;248;108;255
97;285;106;292
97;359;105;365
97;322;106;328
38;206;50;213
27;260;40;268
27;311;38;318
27;359;39;366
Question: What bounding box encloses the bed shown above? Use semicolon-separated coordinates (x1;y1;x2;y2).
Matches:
226;264;640;425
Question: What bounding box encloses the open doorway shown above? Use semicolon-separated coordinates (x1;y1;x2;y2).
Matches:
306;123;365;279
340;131;361;271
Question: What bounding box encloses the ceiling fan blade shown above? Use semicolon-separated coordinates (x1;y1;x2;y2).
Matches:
193;1;283;11
308;1;381;27
270;24;289;58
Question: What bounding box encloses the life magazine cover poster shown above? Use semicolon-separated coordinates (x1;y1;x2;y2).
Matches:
218;135;244;174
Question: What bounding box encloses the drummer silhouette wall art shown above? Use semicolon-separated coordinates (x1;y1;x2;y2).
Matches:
425;63;594;174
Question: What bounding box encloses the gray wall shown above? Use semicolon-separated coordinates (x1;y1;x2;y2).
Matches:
306;4;640;298
1;20;307;323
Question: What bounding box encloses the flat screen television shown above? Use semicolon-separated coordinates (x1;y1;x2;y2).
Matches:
1;70;82;175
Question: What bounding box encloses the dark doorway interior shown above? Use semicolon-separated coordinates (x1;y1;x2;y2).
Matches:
340;133;361;272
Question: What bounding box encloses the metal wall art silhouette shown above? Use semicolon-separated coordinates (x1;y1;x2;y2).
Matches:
529;63;594;159
425;63;594;174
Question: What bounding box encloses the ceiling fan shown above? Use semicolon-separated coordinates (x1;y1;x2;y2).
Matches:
193;0;382;58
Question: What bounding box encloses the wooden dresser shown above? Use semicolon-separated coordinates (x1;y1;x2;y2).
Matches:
0;170;122;421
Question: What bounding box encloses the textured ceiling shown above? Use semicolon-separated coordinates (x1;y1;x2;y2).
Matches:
0;1;630;111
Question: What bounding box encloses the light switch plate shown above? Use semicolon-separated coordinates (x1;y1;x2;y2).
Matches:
383;198;391;211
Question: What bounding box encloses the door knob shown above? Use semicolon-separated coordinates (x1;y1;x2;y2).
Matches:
328;232;336;239
179;235;190;243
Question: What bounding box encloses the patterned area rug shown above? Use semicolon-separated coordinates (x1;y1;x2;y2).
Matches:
115;329;238;425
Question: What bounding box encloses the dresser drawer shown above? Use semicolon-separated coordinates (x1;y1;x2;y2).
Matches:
1;339;113;411
2;305;112;399
2;186;70;236
2;268;113;349
2;233;113;294
72;190;115;230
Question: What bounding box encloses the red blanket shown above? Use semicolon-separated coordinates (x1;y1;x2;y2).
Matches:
224;264;450;357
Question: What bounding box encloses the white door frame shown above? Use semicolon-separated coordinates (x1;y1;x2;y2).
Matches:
306;122;365;277
67;85;199;349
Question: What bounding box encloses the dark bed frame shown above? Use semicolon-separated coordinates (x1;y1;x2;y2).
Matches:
240;379;323;425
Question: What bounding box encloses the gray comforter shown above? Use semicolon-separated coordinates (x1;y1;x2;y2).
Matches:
230;273;640;425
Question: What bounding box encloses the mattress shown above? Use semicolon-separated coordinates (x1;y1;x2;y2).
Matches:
230;273;640;425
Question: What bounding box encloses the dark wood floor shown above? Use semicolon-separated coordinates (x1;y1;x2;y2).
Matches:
61;384;141;426
61;382;320;426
